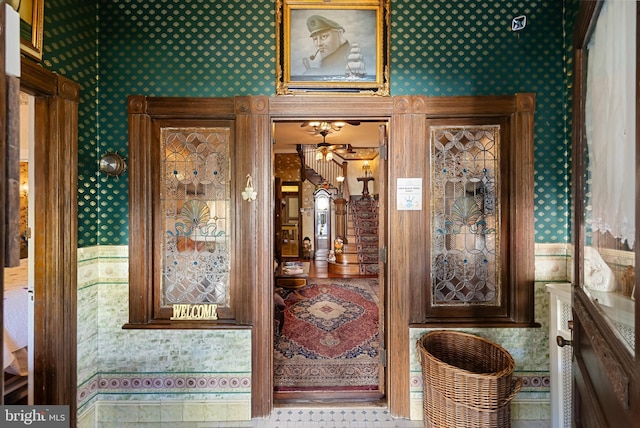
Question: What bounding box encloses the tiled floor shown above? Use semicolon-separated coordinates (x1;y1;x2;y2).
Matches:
201;407;552;427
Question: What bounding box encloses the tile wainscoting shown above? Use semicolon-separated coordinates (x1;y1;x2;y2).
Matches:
409;243;569;421
77;246;252;427
77;244;569;425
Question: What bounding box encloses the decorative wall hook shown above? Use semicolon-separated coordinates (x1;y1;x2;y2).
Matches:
241;174;257;202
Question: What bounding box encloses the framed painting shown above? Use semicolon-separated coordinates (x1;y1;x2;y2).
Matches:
276;0;390;95
8;0;44;61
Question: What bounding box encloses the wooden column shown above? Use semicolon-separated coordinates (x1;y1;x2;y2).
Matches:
334;197;347;243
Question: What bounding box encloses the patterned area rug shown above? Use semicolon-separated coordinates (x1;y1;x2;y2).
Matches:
274;279;380;391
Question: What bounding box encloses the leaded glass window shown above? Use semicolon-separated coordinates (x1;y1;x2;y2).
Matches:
160;128;231;308
430;126;500;306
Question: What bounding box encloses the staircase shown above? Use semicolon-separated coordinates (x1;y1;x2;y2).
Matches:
298;145;347;198
329;198;379;276
297;144;378;275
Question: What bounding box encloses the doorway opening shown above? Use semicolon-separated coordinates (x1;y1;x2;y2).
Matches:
3;92;33;405
1;59;80;423
272;119;387;403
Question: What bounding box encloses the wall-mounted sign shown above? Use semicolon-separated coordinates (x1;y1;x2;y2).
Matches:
397;178;422;210
170;304;218;320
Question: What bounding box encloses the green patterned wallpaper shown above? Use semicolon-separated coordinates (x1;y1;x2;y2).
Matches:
44;0;571;247
391;1;570;244
42;0;98;245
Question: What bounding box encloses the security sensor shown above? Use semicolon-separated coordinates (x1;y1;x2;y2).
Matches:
512;15;526;31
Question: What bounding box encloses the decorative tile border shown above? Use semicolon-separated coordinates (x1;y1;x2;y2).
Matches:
78;245;128;291
534;243;570;282
519;373;552;391
77;374;99;406
410;373;550;393
96;373;251;393
78;373;251;406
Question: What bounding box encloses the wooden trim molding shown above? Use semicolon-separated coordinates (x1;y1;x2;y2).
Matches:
18;57;79;425
573;292;631;409
125;95;253;328
124;94;539;420
236;95;273;417
570;2;638;424
410;93;537;326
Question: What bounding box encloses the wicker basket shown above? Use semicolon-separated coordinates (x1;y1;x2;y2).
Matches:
423;379;521;428
417;330;522;428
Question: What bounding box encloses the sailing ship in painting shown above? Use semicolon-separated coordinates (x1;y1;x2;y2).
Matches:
345;43;367;79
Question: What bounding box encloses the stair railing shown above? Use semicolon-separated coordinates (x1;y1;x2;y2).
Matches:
298;145;348;194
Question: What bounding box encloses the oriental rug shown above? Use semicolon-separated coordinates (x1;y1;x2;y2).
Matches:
274;279;380;392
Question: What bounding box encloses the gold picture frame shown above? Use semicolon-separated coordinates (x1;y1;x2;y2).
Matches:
9;0;44;61
276;0;390;96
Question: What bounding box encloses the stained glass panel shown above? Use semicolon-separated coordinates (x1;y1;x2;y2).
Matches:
160;128;231;307
430;126;500;306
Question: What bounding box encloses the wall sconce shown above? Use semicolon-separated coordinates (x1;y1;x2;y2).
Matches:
241;174;257;202
99;152;127;178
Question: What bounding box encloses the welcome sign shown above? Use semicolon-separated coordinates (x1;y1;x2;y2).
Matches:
170;304;218;320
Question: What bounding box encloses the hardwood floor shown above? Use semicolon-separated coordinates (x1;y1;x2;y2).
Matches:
286;258;378;280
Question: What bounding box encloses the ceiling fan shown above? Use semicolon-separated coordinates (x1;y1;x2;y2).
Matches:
313;130;357;162
301;120;361;158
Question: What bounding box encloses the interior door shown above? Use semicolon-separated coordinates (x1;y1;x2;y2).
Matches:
281;182;301;258
570;1;638;426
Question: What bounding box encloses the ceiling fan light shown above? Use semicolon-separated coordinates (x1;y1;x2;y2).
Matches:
319;122;332;132
325;151;333;162
332;121;346;130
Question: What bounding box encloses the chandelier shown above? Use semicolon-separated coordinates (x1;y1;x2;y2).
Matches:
303;121;348;162
304;121;347;136
316;145;334;162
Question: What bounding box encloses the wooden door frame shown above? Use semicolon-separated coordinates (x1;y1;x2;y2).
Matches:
250;95;420;418
18;57;79;424
253;94;534;418
570;1;639;425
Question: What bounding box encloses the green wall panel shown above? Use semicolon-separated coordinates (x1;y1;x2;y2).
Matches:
44;0;571;247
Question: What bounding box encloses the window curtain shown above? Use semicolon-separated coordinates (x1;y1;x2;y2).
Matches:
585;0;636;249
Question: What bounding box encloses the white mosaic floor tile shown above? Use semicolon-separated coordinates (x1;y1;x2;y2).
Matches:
191;407;551;427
